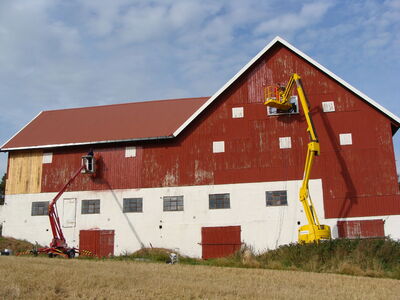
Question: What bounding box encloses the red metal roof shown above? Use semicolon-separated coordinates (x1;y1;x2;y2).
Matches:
1;97;208;150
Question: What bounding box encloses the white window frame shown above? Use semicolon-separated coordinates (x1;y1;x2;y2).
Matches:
232;107;244;118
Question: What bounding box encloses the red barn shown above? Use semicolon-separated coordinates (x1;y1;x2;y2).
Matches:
1;37;399;258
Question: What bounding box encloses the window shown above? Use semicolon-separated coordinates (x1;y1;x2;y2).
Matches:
82;199;100;214
163;196;184;211
213;141;225;153
209;193;230;209
279;137;292;149
31;201;49;216
125;146;136;158
267;96;299;115
266;191;287;206
42;152;53;164
232;107;244;118
322;101;335;112
339;133;352;145
123;198;143;213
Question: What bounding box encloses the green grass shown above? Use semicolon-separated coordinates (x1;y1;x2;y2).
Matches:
111;238;400;279
0;236;36;253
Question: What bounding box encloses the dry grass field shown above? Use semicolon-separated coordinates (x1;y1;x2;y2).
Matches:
1;256;399;300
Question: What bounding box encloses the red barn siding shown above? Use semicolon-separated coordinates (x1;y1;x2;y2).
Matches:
42;147;143;192
40;44;400;219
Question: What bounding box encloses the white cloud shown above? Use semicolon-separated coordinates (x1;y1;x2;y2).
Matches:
254;1;334;36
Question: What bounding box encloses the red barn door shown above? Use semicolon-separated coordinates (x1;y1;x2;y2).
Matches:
337;220;385;238
79;229;115;257
201;226;241;259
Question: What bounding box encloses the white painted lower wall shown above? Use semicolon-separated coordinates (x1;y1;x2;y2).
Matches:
1;179;400;257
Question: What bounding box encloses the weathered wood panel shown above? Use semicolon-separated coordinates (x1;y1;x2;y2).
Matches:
6;150;42;195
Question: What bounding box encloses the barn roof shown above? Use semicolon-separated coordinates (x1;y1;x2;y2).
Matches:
1;97;208;150
2;36;399;151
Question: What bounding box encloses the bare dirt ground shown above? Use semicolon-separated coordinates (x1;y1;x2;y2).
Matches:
1;256;399;299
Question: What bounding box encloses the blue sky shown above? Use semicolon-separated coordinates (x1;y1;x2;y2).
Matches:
0;0;399;176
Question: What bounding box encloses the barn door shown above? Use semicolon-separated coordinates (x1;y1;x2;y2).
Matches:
337;220;384;238
201;226;241;259
62;198;77;228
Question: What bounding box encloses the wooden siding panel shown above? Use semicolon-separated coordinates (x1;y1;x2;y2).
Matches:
6;151;42;195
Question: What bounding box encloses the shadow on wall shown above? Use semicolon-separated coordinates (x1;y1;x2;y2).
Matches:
90;155;145;250
319;106;358;218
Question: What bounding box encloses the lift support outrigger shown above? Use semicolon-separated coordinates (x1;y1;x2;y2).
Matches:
264;73;331;243
33;151;96;258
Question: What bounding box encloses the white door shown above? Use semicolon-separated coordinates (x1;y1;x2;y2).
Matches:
63;198;77;228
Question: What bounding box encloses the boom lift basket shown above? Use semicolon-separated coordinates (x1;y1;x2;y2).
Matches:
264;86;293;111
81;155;95;174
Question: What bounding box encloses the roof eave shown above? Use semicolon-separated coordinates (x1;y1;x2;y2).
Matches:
0;135;174;152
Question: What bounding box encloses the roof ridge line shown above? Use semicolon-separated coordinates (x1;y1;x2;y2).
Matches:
43;97;210;113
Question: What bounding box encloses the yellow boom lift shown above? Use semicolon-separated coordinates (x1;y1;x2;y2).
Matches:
264;73;331;243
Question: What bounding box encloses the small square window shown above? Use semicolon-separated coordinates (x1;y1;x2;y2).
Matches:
123;198;143;213
125;146;136;158
322;101;335;112
163;196;184;211
42;153;53;164
82;199;100;214
32;201;49;216
209;193;230;209
266;191;287;206
339;133;352;145
232;107;244;118
213;141;225;153
279;137;292;149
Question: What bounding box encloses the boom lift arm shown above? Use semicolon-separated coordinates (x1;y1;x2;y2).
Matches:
264;73;331;243
36;152;95;258
48;164;85;250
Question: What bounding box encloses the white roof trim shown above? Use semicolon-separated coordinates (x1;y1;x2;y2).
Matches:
173;36;400;137
1;135;174;151
0;111;44;149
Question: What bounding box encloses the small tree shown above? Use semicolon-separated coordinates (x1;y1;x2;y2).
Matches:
0;173;5;205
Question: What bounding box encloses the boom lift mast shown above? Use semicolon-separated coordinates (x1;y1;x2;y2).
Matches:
264;73;331;243
35;152;95;258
